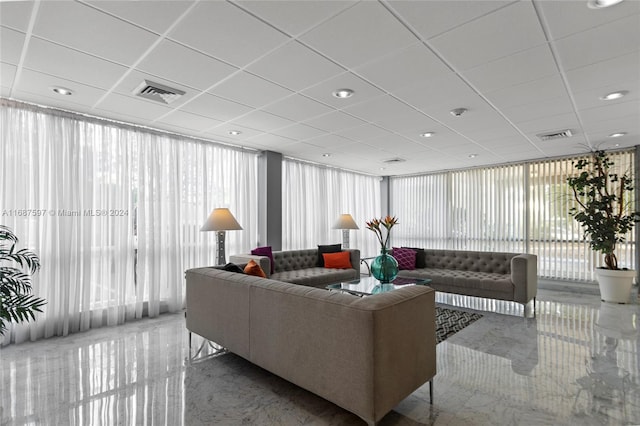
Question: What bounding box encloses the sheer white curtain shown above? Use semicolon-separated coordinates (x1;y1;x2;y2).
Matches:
282;159;381;257
0;100;257;344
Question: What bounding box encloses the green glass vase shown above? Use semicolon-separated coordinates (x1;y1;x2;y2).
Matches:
370;248;398;283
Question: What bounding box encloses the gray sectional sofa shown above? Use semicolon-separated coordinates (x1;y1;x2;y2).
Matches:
396;248;538;311
230;248;360;288
185;266;436;425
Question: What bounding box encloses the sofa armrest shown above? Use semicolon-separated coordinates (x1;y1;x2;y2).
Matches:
229;254;271;277
511;254;538;304
346;249;360;272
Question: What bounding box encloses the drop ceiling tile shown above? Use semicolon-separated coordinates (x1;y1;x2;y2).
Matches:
463;45;558;93
0;2;33;31
354;43;451;92
208;71;292;108
137;40;238;91
205;123;262;140
303;111;366;133
503;96;575;124
169;1;289;68
553;14;640;71
271;123;326;141
430;1;547;70
461;125;525;144
581;115;640;135
23;38;129;90
305;133;354;148
237;0;356;36
565;51;640;93
87;1;195;34
180;93;253;122
538;0;640;41
12;89;101;117
388;1;512;40
578;99;640;125
485;74;568;109
231;110;295;133
261;94;333;122
1;62;16;89
301;72;386;109
299;1;416;68
34;1;157;65
0;86;9;97
156;110;223;132
334;124;396;142
393;72;478;113
12;68;105;108
1;27;25;65
342;95;437;132
97;92;173;121
244;132;296;149
247;41;344;92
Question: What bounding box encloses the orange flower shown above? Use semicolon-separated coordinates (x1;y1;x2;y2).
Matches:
366;216;399;249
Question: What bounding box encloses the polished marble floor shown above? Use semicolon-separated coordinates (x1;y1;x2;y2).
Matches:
1;289;638;426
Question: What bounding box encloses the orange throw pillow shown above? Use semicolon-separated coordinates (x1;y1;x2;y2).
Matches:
244;259;267;278
323;251;352;269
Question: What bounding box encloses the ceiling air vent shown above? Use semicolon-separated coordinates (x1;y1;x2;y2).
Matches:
536;129;573;141
133;80;185;104
383;158;406;164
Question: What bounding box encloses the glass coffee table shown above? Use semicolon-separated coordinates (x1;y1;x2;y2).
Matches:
326;276;432;297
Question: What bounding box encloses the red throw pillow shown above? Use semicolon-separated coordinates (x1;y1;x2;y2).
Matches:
323;251;352;269
244;259;267;278
392;247;417;270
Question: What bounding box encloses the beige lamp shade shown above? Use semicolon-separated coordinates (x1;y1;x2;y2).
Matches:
200;208;243;231
333;214;359;230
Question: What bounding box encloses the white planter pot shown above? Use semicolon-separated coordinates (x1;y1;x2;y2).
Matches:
595;268;635;304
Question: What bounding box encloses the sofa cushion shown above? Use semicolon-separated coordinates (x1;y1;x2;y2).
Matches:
323;251;352;269
244;260;267;278
393;247;417;270
252;246;274;274
317;244;341;267
272;267;357;288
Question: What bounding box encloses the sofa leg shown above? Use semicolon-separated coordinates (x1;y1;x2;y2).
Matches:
429;380;434;404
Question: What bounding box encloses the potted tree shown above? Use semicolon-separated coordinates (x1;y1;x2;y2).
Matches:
1;225;46;336
567;150;640;303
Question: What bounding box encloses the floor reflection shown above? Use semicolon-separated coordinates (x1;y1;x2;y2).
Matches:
0;290;638;425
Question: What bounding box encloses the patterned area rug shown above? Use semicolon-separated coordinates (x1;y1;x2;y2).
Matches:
436;306;483;344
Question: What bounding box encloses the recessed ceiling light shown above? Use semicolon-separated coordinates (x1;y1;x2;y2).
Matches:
420;132;435;138
450;108;467;117
322;153;331;157
380;167;386;171
228;130;242;136
609;132;626;138
51;86;73;95
332;88;354;99
468;154;478;158
600;91;628;100
588;0;624;9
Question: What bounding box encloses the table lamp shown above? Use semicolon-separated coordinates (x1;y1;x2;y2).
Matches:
201;208;243;265
333;214;359;249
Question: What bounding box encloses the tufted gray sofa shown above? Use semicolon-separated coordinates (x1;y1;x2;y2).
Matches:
230;248;360;288
396;249;537;311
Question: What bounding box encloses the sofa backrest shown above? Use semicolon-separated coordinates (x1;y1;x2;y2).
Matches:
422;249;517;274
273;249;318;272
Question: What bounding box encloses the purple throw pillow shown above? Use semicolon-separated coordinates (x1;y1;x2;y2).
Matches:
251;246;274;274
392;247;417;270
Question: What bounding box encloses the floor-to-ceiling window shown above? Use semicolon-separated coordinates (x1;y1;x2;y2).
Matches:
391;150;636;282
0;99;258;344
282;158;381;257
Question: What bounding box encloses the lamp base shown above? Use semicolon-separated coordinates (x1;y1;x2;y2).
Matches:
216;231;226;265
342;229;350;249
